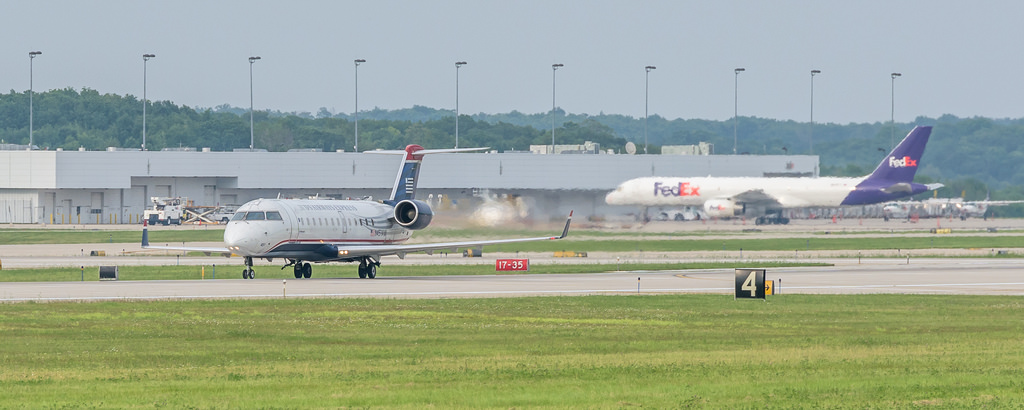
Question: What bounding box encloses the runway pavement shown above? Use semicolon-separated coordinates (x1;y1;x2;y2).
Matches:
3;257;1023;302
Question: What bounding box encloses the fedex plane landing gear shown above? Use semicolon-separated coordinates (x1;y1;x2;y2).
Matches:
357;258;378;279
755;213;790;225
242;256;255;279
292;262;312;279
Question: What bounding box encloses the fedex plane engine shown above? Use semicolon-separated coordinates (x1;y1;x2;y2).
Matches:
393;199;434;230
703;199;741;218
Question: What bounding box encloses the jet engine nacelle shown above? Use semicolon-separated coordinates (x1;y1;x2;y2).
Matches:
393;199;433;230
703;199;741;218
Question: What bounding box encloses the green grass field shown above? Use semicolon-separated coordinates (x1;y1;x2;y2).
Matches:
0;228;225;245
5;227;1024;253
2;295;1022;408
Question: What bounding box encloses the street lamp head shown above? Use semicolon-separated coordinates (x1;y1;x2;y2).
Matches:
811;69;821;75
143;53;155;60
552;63;563;70
735;67;745;73
29;51;42;57
354;59;365;65
645;65;656;72
249;56;261;63
455;61;467;67
891;72;901;79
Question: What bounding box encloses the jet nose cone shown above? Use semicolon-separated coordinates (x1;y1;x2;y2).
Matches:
605;190;624;205
223;224;253;253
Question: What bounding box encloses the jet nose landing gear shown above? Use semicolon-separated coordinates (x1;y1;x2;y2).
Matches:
242;256;256;279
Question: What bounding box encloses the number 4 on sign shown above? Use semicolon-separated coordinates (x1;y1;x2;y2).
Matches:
741;272;757;297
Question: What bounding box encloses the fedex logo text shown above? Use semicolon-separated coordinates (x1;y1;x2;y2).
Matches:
654;181;700;197
888;156;918;168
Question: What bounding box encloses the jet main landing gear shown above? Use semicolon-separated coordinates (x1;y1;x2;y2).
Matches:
755;214;790;225
292;262;312;279
358;258;378;279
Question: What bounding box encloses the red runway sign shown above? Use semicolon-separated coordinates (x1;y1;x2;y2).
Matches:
495;259;529;271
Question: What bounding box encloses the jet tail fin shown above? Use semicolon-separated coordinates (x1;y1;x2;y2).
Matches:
860;126;932;186
370;145;488;202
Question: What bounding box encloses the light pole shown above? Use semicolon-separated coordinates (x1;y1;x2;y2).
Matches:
551;63;563;153
733;67;745;155
455;61;466;148
29;51;42;150
248;56;261;152
810;69;820;155
890;72;901;150
354;59;365;152
644;65;656;154
142;54;155;151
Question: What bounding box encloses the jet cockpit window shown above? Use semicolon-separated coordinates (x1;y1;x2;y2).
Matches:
230;212;245;221
244;211;266;221
266;211;283;221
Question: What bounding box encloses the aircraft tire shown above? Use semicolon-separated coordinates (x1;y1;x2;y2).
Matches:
367;265;376;279
293;266;302;279
358;265;367;279
303;263;312;279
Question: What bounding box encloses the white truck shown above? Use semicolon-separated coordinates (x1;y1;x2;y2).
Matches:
143;197;184;225
206;205;239;224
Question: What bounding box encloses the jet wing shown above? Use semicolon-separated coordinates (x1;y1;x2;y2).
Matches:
333;212;573;260
976;200;1024;206
141;228;234;257
730;189;785;208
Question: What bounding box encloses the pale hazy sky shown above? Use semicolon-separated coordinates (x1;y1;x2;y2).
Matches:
2;1;1021;124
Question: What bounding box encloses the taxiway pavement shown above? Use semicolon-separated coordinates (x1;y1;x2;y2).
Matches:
3;257;1023;302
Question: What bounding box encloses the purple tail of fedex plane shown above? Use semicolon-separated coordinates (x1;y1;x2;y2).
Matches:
841;126;942;205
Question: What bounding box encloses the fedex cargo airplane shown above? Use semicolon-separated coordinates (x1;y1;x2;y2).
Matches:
144;145;572;279
605;126;942;225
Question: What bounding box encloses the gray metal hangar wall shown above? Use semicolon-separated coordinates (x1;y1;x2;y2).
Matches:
0;149;818;224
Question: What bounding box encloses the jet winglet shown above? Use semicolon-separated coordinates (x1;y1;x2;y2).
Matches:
552;210;573;240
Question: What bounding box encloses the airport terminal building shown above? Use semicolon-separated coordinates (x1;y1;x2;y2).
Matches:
0;148;818;224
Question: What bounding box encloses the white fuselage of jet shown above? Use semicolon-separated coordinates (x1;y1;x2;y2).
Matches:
605;176;863;209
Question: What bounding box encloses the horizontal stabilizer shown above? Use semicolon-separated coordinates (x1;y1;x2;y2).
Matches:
881;182;914;194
